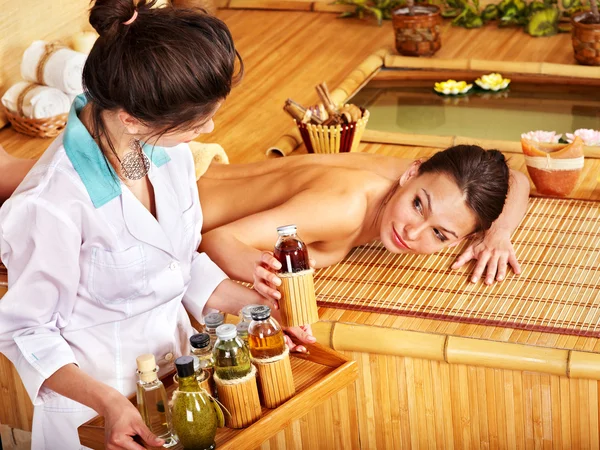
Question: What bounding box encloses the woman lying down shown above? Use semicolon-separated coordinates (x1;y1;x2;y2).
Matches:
0;142;529;305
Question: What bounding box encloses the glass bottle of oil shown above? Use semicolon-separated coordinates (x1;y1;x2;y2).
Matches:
213;324;251;380
248;305;286;359
204;313;224;347
171;356;221;450
274;224;310;273
190;333;215;392
135;354;178;448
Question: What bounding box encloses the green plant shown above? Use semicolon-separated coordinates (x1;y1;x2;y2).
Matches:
333;0;403;24
442;0;574;36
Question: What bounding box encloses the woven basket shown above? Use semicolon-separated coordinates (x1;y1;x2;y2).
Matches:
392;5;442;57
296;109;369;154
3;105;67;138
571;12;600;66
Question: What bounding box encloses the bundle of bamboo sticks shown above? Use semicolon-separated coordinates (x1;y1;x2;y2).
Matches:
283;82;363;126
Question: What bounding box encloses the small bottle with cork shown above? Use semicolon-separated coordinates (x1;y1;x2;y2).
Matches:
135;354;178;447
273;225;319;328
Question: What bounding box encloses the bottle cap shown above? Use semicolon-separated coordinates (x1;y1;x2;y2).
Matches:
136;353;157;373
190;333;210;349
175;355;195;378
277;224;297;236
241;304;261;322
236;321;249;335
204;312;224;328
216;323;237;340
250;305;272;321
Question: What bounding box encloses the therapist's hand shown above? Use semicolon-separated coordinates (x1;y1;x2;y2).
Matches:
252;251;283;302
103;391;164;450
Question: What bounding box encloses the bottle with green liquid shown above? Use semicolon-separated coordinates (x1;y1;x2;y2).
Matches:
170;356;224;450
135;354;178;448
213;324;251;380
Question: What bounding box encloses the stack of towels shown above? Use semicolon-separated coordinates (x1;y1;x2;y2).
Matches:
1;41;87;120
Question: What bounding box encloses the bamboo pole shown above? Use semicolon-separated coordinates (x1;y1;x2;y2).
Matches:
312;321;600;380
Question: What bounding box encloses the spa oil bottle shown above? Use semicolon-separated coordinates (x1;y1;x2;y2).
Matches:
274;225;310;273
213;324;251;380
170;356;223;450
204;313;224;347
248;306;286;359
237;304;261;345
135;354;178;448
190;333;216;395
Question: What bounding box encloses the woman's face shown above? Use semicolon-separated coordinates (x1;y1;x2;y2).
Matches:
379;169;478;255
133;102;222;148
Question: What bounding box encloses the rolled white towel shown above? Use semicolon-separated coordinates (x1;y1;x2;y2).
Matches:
21;41;86;95
1;82;71;119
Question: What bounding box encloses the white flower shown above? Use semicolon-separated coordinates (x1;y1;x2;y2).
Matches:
475;73;511;91
565;129;600;146
520;130;562;143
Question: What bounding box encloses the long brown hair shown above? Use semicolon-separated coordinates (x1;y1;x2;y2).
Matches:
84;0;243;160
418;145;510;233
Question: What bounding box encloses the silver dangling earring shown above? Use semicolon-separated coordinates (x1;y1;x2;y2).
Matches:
121;138;150;180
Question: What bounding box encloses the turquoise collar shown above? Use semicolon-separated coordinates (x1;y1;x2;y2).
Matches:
63;94;171;208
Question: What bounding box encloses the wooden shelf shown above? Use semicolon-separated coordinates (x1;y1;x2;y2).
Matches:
78;342;357;449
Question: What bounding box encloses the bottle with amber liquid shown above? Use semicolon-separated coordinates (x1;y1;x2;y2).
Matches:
248;306;286;359
274;225;310;273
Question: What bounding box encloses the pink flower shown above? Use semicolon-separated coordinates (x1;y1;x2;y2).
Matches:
520;130;562;143
565;129;600;146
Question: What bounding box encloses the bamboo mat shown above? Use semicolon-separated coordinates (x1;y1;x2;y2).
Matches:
315;197;600;337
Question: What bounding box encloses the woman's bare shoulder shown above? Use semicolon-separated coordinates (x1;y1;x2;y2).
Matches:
203;152;412;181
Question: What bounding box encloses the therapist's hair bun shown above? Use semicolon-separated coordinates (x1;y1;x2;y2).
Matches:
89;0;145;37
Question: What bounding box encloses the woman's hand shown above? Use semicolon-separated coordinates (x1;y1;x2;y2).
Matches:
282;324;317;353
252;251;283;303
451;228;521;285
252;252;318;352
103;391;164;450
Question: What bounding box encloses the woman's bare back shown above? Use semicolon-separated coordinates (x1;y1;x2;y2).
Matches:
198;153;410;233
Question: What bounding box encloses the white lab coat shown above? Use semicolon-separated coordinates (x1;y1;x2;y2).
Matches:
0;96;228;449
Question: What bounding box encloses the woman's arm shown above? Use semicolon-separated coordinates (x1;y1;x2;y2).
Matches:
44;365;163;450
0;144;35;201
199;190;365;283
452;169;530;283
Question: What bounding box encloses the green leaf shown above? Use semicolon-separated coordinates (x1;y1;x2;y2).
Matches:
526;6;559;36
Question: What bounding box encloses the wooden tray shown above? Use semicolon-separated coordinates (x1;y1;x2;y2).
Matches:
78;341;357;449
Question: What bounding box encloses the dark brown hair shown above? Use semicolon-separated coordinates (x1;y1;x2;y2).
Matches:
418;145;510;233
84;0;243;159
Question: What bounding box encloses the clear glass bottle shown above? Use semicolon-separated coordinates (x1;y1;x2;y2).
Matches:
274;225;310;273
170;356;222;450
240;304;262;323
135;354;178;448
236;321;250;345
213;324;251;380
248;306;286;359
190;333;215;394
204;313;224;346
